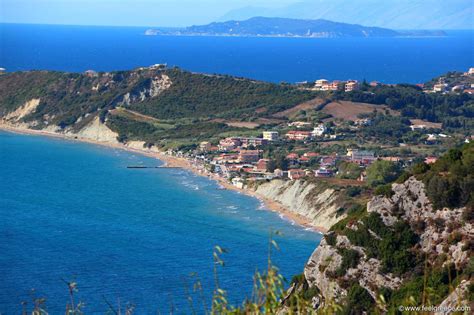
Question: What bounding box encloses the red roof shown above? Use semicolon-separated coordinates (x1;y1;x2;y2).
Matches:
286;131;311;135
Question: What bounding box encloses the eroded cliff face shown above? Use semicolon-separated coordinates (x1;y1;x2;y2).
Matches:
252;179;346;231
67;117;119;143
4;98;41;122
115;74;172;106
301;177;472;311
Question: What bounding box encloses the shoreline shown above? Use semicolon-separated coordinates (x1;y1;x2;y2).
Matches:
0;124;326;234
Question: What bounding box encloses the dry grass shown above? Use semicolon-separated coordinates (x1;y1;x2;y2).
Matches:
272;98;325;118
321;101;399;121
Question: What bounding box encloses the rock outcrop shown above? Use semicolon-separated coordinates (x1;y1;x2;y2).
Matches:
300;177;472;312
368;177;471;268
116;74;172;106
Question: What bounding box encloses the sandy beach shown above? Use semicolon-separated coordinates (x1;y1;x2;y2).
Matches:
0;123;325;234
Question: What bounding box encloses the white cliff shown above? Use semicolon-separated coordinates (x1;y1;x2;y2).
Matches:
252;179;345;231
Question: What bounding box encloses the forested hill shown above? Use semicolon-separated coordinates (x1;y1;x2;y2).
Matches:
0;67;316;126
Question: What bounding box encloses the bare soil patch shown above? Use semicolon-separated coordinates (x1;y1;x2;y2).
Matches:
273;98;325;118
322;101;399;121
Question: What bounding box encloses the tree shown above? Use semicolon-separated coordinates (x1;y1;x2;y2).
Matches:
337;161;362;179
366;160;401;187
275;155;289;171
267;159;277;173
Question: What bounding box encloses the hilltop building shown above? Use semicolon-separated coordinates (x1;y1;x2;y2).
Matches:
238;150;260;163
199;141;212;152
350;150;376;165
314;79;329;90
255;159;270;172
262;131;279;141
219;138;241;151
433;83;448;93
286;131;312;141
84;70;98;77
315;167;334;178
288;169;306;180
345;80;359;92
312;124;327;137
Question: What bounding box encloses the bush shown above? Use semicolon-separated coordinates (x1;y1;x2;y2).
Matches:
325;232;337;246
342;284;375;314
335;248;361;277
374;184;394;197
411;162;430;175
366;160;402;187
395;171;411;183
346;186;362;197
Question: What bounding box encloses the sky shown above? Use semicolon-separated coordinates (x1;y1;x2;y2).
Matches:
0;0;297;27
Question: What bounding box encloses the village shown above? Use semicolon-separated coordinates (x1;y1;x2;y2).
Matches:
301;67;474;94
164;125;443;190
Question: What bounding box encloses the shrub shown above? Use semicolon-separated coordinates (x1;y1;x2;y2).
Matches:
374;184;394;197
346;186;362;197
335;248;361;277
342;284;375;314
395;171;411;183
411;162;430;175
325;232;337;246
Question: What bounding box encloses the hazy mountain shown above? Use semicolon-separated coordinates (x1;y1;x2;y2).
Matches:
179;17;400;37
220;0;473;30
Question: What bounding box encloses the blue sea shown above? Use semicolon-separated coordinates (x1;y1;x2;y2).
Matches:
0;132;321;313
0;24;473;83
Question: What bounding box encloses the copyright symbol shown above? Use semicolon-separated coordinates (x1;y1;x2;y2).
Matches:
399;306;404;312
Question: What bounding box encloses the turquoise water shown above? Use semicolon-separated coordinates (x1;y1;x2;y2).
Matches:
0;131;321;314
1;24;473;83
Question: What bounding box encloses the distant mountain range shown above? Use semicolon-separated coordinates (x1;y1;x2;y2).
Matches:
145;17;445;38
220;0;473;30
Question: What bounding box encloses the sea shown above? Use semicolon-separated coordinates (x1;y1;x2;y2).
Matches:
0;23;473;314
0;132;320;313
0;24;473;83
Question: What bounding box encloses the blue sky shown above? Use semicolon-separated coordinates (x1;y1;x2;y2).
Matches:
0;0;296;27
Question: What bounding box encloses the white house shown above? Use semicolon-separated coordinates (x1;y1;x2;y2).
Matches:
433;83;448;93
311;124;327;137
